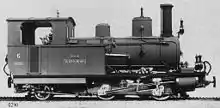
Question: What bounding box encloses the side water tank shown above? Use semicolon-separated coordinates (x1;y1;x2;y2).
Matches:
132;7;152;37
95;23;110;37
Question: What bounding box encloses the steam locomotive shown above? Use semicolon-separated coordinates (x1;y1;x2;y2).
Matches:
3;4;216;101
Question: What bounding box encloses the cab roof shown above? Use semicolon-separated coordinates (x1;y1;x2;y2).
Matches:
6;17;76;26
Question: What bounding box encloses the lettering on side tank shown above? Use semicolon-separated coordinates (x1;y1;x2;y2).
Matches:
63;54;87;64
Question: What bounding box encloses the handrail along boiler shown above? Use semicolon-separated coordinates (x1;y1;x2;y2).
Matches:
3;4;216;101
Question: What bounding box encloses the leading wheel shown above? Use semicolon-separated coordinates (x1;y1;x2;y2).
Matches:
97;84;115;100
34;85;52;101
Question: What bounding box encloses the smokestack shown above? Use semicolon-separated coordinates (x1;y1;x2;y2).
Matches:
160;4;173;37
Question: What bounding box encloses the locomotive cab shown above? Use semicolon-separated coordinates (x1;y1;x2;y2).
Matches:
6;17;76;76
7;17;76;46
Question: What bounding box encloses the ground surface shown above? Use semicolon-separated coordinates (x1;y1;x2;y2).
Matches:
0;96;220;108
0;100;220;108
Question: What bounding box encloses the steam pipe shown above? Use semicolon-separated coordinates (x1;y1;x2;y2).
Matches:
141;7;143;17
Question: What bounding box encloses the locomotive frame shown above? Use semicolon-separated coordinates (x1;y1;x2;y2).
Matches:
3;4;216;101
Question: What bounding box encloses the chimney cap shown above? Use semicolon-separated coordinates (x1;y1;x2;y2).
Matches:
160;4;173;8
96;23;110;27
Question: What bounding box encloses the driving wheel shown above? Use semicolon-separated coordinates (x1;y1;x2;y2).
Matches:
97;84;115;100
34;85;52;101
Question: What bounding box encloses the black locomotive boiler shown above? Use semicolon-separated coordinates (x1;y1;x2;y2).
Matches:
3;4;216;101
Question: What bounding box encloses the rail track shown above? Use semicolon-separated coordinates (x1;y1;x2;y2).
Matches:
0;96;220;101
